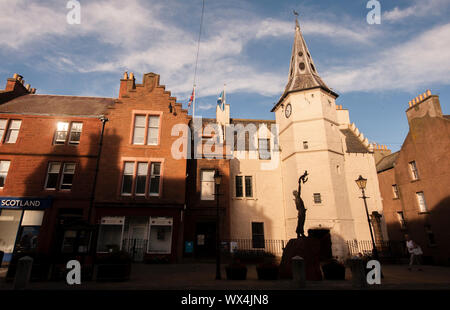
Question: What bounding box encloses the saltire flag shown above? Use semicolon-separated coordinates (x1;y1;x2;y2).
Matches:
217;90;225;110
188;88;195;108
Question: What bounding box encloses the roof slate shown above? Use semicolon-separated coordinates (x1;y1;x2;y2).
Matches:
376;152;399;173
0;94;115;117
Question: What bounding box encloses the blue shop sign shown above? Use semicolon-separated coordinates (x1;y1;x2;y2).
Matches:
185;241;193;253
0;197;52;210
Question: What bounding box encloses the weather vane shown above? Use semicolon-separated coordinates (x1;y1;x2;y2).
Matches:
293;10;299;17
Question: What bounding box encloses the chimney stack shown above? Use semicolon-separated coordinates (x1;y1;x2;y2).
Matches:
119;71;136;98
406;90;442;125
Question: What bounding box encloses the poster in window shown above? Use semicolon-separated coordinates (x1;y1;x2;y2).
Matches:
16;226;40;253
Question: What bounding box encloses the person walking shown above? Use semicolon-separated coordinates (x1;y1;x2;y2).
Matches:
405;234;423;271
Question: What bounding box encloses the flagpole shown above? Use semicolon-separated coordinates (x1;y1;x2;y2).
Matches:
192;84;196;120
224;83;226;107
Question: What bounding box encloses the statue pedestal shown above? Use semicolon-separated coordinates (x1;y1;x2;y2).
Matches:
279;238;322;281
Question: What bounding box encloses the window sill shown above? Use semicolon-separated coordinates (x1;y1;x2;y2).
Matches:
232;197;256;200
418;211;430;215
393;197;400;200
129;144;161;148
410;179;420;183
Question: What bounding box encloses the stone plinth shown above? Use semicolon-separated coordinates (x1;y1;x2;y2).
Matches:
279;238;322;281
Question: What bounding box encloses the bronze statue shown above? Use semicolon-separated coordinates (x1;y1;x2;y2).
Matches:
293;170;308;238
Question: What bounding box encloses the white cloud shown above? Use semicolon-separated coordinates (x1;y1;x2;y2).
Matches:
0;0;383;100
323;23;450;93
196;103;215;111
383;0;449;22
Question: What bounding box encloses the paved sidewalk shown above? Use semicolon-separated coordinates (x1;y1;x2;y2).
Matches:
0;263;449;290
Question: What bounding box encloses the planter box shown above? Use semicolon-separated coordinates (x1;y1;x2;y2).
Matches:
225;266;247;280
256;266;279;280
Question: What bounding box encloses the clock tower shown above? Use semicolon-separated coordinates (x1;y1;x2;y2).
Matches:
272;17;357;257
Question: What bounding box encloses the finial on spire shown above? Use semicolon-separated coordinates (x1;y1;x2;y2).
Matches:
293;10;300;29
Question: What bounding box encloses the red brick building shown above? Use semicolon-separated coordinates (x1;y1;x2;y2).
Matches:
377;91;450;265
93;72;189;262
184;118;231;258
0;72;190;265
0;73;113;264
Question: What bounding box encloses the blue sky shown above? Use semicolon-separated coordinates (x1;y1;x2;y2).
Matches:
1;0;449;151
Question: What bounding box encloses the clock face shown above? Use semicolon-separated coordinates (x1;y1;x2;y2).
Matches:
285;103;292;118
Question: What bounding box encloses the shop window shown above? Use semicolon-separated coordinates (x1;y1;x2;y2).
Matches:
0;209;23;260
252;222;265;249
5;120;22;144
0;160;11;188
97;217;125;253
148;217;173;254
201;170;215;200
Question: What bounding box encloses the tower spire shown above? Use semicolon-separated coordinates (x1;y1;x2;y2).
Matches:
274;16;337;109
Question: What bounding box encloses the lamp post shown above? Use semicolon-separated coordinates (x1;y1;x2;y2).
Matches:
214;170;222;280
355;175;379;259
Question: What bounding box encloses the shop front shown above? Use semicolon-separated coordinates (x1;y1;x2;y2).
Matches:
96;215;176;262
0;197;52;265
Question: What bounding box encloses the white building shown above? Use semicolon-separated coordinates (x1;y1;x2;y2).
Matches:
212;18;387;260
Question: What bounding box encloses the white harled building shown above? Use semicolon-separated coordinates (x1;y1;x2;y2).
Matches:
213;19;388;260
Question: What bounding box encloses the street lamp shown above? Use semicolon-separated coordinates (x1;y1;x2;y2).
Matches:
355;175;379;259
214;170;222;280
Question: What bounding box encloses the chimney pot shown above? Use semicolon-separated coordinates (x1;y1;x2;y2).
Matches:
13;73;18;79
129;72;134;80
31;88;36;94
25;84;30;90
426;89;431;96
123;71;128;80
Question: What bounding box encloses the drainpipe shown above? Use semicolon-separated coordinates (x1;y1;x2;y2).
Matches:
87;115;108;224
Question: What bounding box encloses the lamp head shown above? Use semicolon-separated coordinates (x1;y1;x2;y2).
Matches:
355;175;367;190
